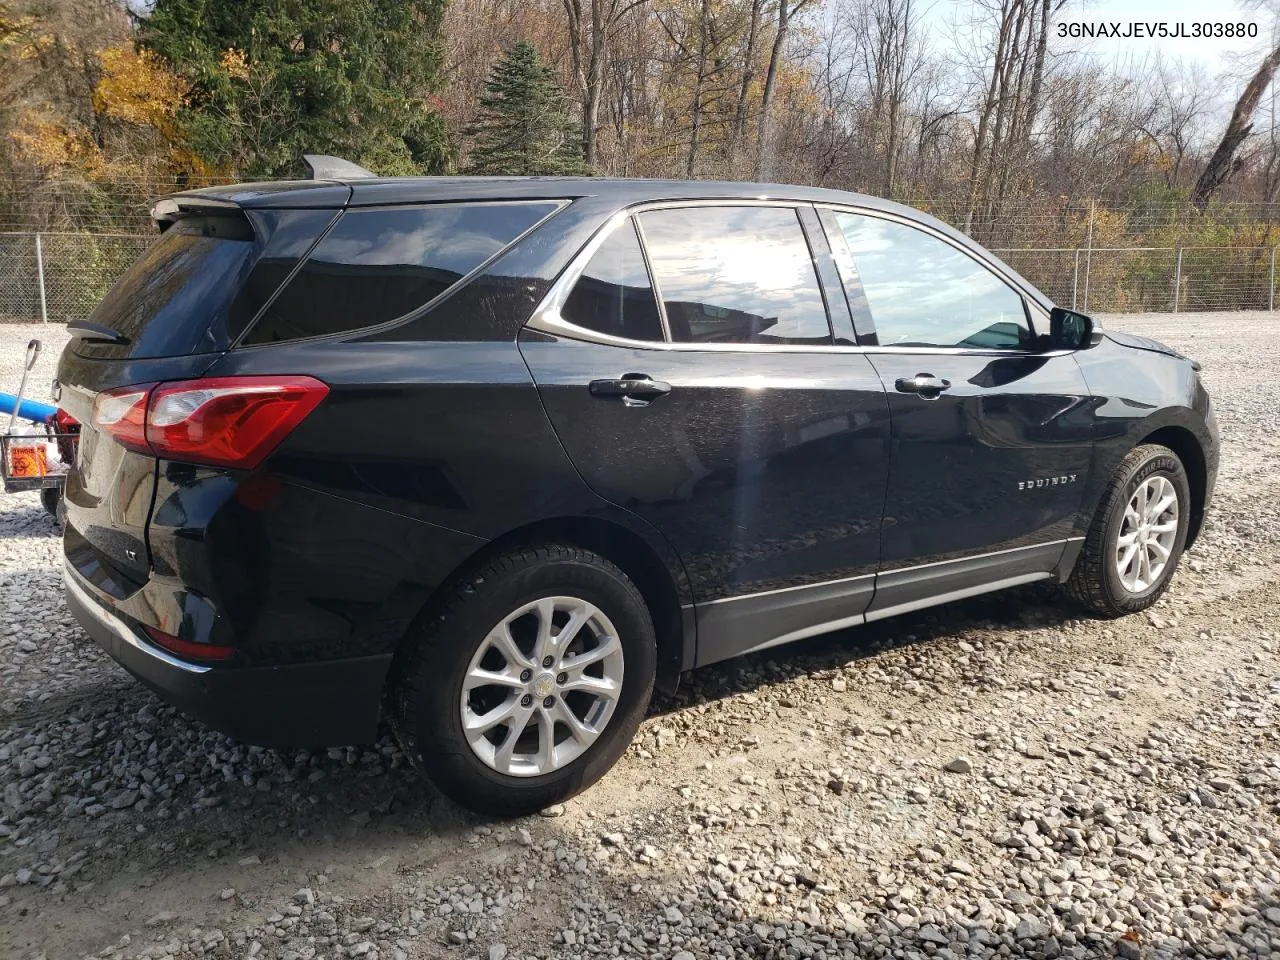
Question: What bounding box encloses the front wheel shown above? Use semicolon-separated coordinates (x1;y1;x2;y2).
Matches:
1066;443;1191;617
389;543;656;817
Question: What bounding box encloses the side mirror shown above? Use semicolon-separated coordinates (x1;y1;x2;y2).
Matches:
1049;307;1093;351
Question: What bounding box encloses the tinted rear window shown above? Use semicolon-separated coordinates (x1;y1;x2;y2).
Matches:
638;206;832;345
81;216;257;359
562;219;664;342
242;202;560;345
75;210;336;360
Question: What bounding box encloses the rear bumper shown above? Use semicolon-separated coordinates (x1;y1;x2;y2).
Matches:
64;563;391;748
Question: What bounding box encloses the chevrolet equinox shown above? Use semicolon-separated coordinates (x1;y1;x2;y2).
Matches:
57;176;1218;816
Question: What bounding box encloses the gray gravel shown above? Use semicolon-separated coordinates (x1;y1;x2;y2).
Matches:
2;314;1279;960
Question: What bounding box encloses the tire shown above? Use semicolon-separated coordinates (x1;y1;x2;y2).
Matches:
389;543;656;817
1066;443;1191;617
40;486;60;519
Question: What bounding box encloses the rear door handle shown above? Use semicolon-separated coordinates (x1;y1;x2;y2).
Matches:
589;375;672;403
895;373;952;399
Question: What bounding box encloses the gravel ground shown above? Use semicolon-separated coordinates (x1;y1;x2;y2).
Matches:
2;314;1279;960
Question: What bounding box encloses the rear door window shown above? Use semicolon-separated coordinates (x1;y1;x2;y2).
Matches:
243;202;561;345
637;206;832;345
561;219;664;342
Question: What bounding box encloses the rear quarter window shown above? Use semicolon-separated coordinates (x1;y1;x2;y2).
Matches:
242;201;562;345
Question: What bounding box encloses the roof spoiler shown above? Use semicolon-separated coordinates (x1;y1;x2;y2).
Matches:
150;195;246;233
148;155;372;231
303;154;376;180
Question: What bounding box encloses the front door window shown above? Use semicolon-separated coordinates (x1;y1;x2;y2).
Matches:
828;211;1033;350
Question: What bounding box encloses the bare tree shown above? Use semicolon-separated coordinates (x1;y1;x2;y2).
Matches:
1135;59;1212;189
729;0;765;157
561;0;649;167
1263;73;1280;201
685;0;712;175
1192;41;1280;209
367;0;1280;221
806;7;860;183
755;0;816;180
851;0;927;196
958;0;1062;236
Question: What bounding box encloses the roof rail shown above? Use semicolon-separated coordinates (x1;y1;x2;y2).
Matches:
302;154;377;180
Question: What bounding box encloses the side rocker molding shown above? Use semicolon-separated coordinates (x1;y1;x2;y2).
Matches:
690;539;1081;669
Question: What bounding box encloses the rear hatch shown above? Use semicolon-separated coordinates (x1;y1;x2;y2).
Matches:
58;190;344;596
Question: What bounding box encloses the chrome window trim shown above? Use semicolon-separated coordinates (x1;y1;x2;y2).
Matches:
532;198;833;350
529;206;646;343
526;198;1067;356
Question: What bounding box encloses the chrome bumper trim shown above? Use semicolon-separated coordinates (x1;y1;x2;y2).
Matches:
63;561;210;675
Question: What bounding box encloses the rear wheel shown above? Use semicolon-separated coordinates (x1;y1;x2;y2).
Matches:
390;543;656;817
1066;444;1191;617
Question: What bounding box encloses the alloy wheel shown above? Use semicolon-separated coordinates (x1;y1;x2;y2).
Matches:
460;596;624;777
1115;474;1179;593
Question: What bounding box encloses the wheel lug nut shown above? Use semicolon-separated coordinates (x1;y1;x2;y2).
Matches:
520;694;532;707
542;656;554;667
556;672;567;684
543;696;555;707
519;669;532;682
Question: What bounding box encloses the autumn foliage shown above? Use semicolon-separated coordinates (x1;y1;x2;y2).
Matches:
0;0;211;231
4;0;1280;250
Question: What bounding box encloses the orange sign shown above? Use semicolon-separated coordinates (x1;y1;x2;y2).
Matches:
8;443;47;478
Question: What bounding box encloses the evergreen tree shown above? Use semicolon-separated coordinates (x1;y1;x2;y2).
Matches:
136;0;451;179
466;41;587;176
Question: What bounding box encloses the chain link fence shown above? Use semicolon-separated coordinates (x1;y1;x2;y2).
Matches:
995;245;1280;313
2;205;1280;323
0;233;151;323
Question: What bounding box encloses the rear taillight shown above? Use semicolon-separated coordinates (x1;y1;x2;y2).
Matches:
147;376;328;469
92;376;328;470
92;386;152;453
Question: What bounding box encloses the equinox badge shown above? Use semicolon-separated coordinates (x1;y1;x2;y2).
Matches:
1019;475;1078;490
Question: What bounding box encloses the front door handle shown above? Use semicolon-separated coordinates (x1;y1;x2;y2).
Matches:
895;373;952;399
589;374;672;403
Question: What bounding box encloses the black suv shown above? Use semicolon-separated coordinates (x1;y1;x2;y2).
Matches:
57;177;1218;815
